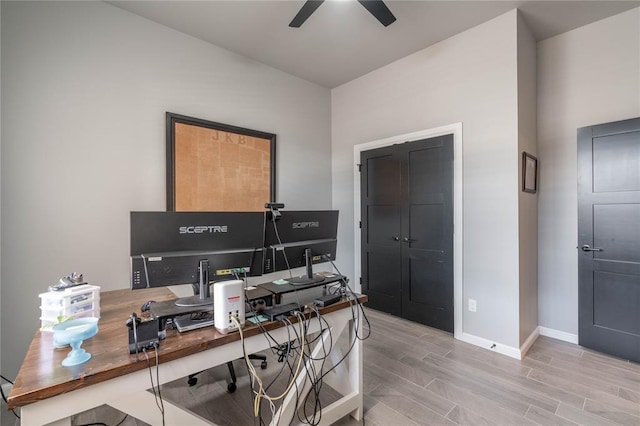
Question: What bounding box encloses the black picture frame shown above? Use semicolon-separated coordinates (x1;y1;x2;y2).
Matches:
522;152;538;194
166;112;276;211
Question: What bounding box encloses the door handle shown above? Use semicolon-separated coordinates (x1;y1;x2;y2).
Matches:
581;244;603;252
402;237;414;243
392;236;400;241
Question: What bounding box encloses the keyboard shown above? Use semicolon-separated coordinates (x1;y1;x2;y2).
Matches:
174;313;214;332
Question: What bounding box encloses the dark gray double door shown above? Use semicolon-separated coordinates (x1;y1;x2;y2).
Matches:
578;117;640;362
360;135;453;332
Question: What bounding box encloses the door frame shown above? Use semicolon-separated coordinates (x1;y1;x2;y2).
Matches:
353;122;463;339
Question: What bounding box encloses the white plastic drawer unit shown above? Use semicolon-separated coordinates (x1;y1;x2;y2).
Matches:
39;285;101;331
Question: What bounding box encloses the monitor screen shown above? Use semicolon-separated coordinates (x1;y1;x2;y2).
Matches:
263;210;338;283
130;211;265;306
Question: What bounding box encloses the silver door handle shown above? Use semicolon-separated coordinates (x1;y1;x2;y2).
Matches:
403;237;414;243
392;236;400;241
581;244;602;252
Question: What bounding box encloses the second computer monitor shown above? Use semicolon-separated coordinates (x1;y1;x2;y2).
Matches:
264;210;338;284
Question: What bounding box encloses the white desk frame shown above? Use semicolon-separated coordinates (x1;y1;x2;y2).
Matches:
20;306;363;426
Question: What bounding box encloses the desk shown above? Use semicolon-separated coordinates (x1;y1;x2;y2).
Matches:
8;288;366;425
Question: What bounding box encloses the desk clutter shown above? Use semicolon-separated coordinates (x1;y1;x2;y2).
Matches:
129;272;364;423
39;276;100;331
144;273;347;341
10;284;369;425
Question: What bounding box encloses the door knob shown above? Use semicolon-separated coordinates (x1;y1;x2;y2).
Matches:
392;236;400;241
581;244;603;252
402;237;414;243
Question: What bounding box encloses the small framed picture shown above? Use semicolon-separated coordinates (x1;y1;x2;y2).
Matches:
522;152;538;193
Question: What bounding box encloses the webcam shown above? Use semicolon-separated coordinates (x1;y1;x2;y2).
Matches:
265;202;285;222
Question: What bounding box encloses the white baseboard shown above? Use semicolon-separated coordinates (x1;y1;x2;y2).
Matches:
456;327;578;360
458;332;522;360
538;326;579;344
520;327;540;358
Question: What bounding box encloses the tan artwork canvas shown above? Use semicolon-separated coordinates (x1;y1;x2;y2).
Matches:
167;113;275;212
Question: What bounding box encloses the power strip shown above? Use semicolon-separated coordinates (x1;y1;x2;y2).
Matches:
214;280;245;334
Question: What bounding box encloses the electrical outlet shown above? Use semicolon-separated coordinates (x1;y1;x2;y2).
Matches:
468;298;477;312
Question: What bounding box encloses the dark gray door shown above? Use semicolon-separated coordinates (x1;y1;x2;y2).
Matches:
361;135;453;331
578;117;640;362
360;144;403;316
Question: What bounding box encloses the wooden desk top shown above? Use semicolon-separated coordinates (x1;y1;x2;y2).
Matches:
7;287;366;410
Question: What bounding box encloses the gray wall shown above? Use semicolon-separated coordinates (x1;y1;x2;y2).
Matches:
517;14;538;346
332;10;523;349
1;1;331;378
537;8;640;335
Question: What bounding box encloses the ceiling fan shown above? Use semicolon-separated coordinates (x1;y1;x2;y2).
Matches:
289;0;397;28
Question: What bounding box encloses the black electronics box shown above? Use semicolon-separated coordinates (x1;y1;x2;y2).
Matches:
314;294;341;307
128;318;160;354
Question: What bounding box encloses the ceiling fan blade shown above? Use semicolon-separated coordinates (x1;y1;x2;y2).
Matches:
357;0;396;27
289;0;325;28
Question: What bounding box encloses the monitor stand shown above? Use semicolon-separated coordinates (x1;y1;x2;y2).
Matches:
289;248;325;286
175;259;213;307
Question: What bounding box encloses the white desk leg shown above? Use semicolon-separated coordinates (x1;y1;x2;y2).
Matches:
269;308;367;426
20;414;71;426
348;317;363;421
316;312;364;421
19;401;72;426
270;325;337;426
110;390;213;425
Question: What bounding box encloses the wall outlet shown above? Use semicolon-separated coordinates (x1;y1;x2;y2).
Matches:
468;298;477;312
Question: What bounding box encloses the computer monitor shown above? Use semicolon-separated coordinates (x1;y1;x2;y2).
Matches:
130;211;265;307
264;210;338;285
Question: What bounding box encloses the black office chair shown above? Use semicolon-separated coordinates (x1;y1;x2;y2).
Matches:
187;354;267;393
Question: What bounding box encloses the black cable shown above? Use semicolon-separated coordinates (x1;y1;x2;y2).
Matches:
291;306;335;425
298;307;333;425
246;252;369;425
270;217;294;280
274;308;332;426
327;257;371;341
0;375;20;419
154;347;165;421
290;272;370;423
143;346;165;426
264;318;293;393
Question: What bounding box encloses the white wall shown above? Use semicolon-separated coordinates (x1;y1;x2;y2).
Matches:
0;1;331;378
516;14;538;347
332;10;522;348
537;8;640;336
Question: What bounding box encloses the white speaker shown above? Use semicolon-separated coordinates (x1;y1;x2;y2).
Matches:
214;280;245;334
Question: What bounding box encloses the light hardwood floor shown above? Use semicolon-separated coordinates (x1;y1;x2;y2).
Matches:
3;308;639;425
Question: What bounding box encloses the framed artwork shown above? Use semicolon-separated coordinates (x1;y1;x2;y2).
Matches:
522;152;538;194
166;112;276;211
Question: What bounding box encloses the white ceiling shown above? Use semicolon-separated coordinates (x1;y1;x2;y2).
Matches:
108;0;639;88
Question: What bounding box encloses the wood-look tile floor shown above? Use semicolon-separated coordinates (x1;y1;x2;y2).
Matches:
3;308;639;425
